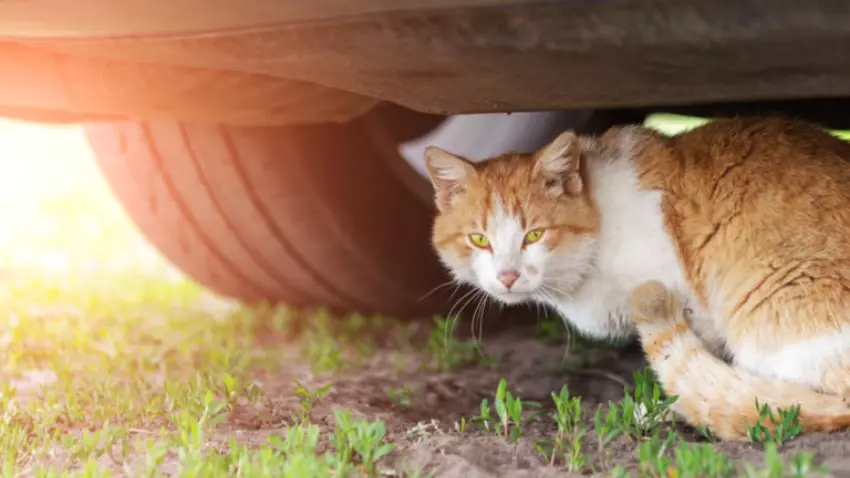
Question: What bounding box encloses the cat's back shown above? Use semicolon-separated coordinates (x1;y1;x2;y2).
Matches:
673;117;850;194
653;116;850;230
644;116;850;335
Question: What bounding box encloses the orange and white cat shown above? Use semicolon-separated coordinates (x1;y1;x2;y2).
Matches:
424;117;850;440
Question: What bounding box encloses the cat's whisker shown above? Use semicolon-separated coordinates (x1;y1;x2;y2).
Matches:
444;287;479;346
565;323;577;362
536;286;576;362
445;287;477;321
469;296;480;341
539;283;575;299
471;292;489;359
541;275;579;287
481;296;490;349
469;293;480;342
417;279;459;302
448;282;464;302
471;290;487;338
535;285;556;301
542;275;580;284
458;290;487;346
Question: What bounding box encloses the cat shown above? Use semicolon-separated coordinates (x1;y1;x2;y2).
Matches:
423;116;850;440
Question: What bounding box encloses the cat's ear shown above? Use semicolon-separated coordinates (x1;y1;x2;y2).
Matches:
534;131;582;196
424;146;475;211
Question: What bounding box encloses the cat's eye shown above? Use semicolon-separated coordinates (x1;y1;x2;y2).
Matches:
524;229;544;245
468;233;490;249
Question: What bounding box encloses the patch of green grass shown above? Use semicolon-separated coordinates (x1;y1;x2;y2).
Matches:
474;378;540;441
536;314;570;345
536;385;587;470
293;381;332;422
0;273;404;475
743;442;830;478
386;384;418;408
637;435;736;478
0;121;421;477
695;424;718;442
746;400;803;446
249;409;396;478
402;464;436;478
425;316;493;372
594;369;678;446
332;408;395;475
474;397;496;434
600;371;827;478
634;435;831;478
453;416;469;434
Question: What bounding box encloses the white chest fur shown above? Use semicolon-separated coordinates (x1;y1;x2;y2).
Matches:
544;147;690;339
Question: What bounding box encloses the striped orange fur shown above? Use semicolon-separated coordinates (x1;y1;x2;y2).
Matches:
629;281;850;440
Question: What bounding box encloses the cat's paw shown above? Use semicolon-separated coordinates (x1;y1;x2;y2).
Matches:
628;281;679;324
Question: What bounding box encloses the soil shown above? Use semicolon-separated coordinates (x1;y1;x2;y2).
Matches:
215;321;850;477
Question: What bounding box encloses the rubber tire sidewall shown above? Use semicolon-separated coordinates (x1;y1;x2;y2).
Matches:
85;117;450;317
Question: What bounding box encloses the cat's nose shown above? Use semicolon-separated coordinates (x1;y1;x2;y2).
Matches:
498;270;520;289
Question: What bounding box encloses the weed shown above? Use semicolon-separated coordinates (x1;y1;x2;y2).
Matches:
493;379;540;441
743;442;830;478
636;433;677;477
637;435;736;478
746;400;802;446
671;440;737;478
268;422;321;457
392;321;418;349
349;419;395;475
303;317;347;373
342;313;381;360
274;408;398;476
267;422;339;476
632;431;829;478
293;381;332;421
695;424;717;442
402;463;436;478
454;417;468;434
537;385;587;470
632;369;677;430
592;368;677;449
332;408;357;466
593;405;622;449
473;379;541;440
141;439;169;478
610;465;631;478
473;398;495;434
536;314;570;345
426;316;492;372
619;369;678;440
386;384;417;408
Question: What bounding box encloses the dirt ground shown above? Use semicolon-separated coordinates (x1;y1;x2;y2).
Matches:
210;318;850;477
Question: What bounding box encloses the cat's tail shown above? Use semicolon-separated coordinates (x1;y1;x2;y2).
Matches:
628;281;850;441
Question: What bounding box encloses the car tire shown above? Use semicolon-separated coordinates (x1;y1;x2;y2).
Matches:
84;107;451;317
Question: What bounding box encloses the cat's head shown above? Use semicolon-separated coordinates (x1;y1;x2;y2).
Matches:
424;131;600;305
